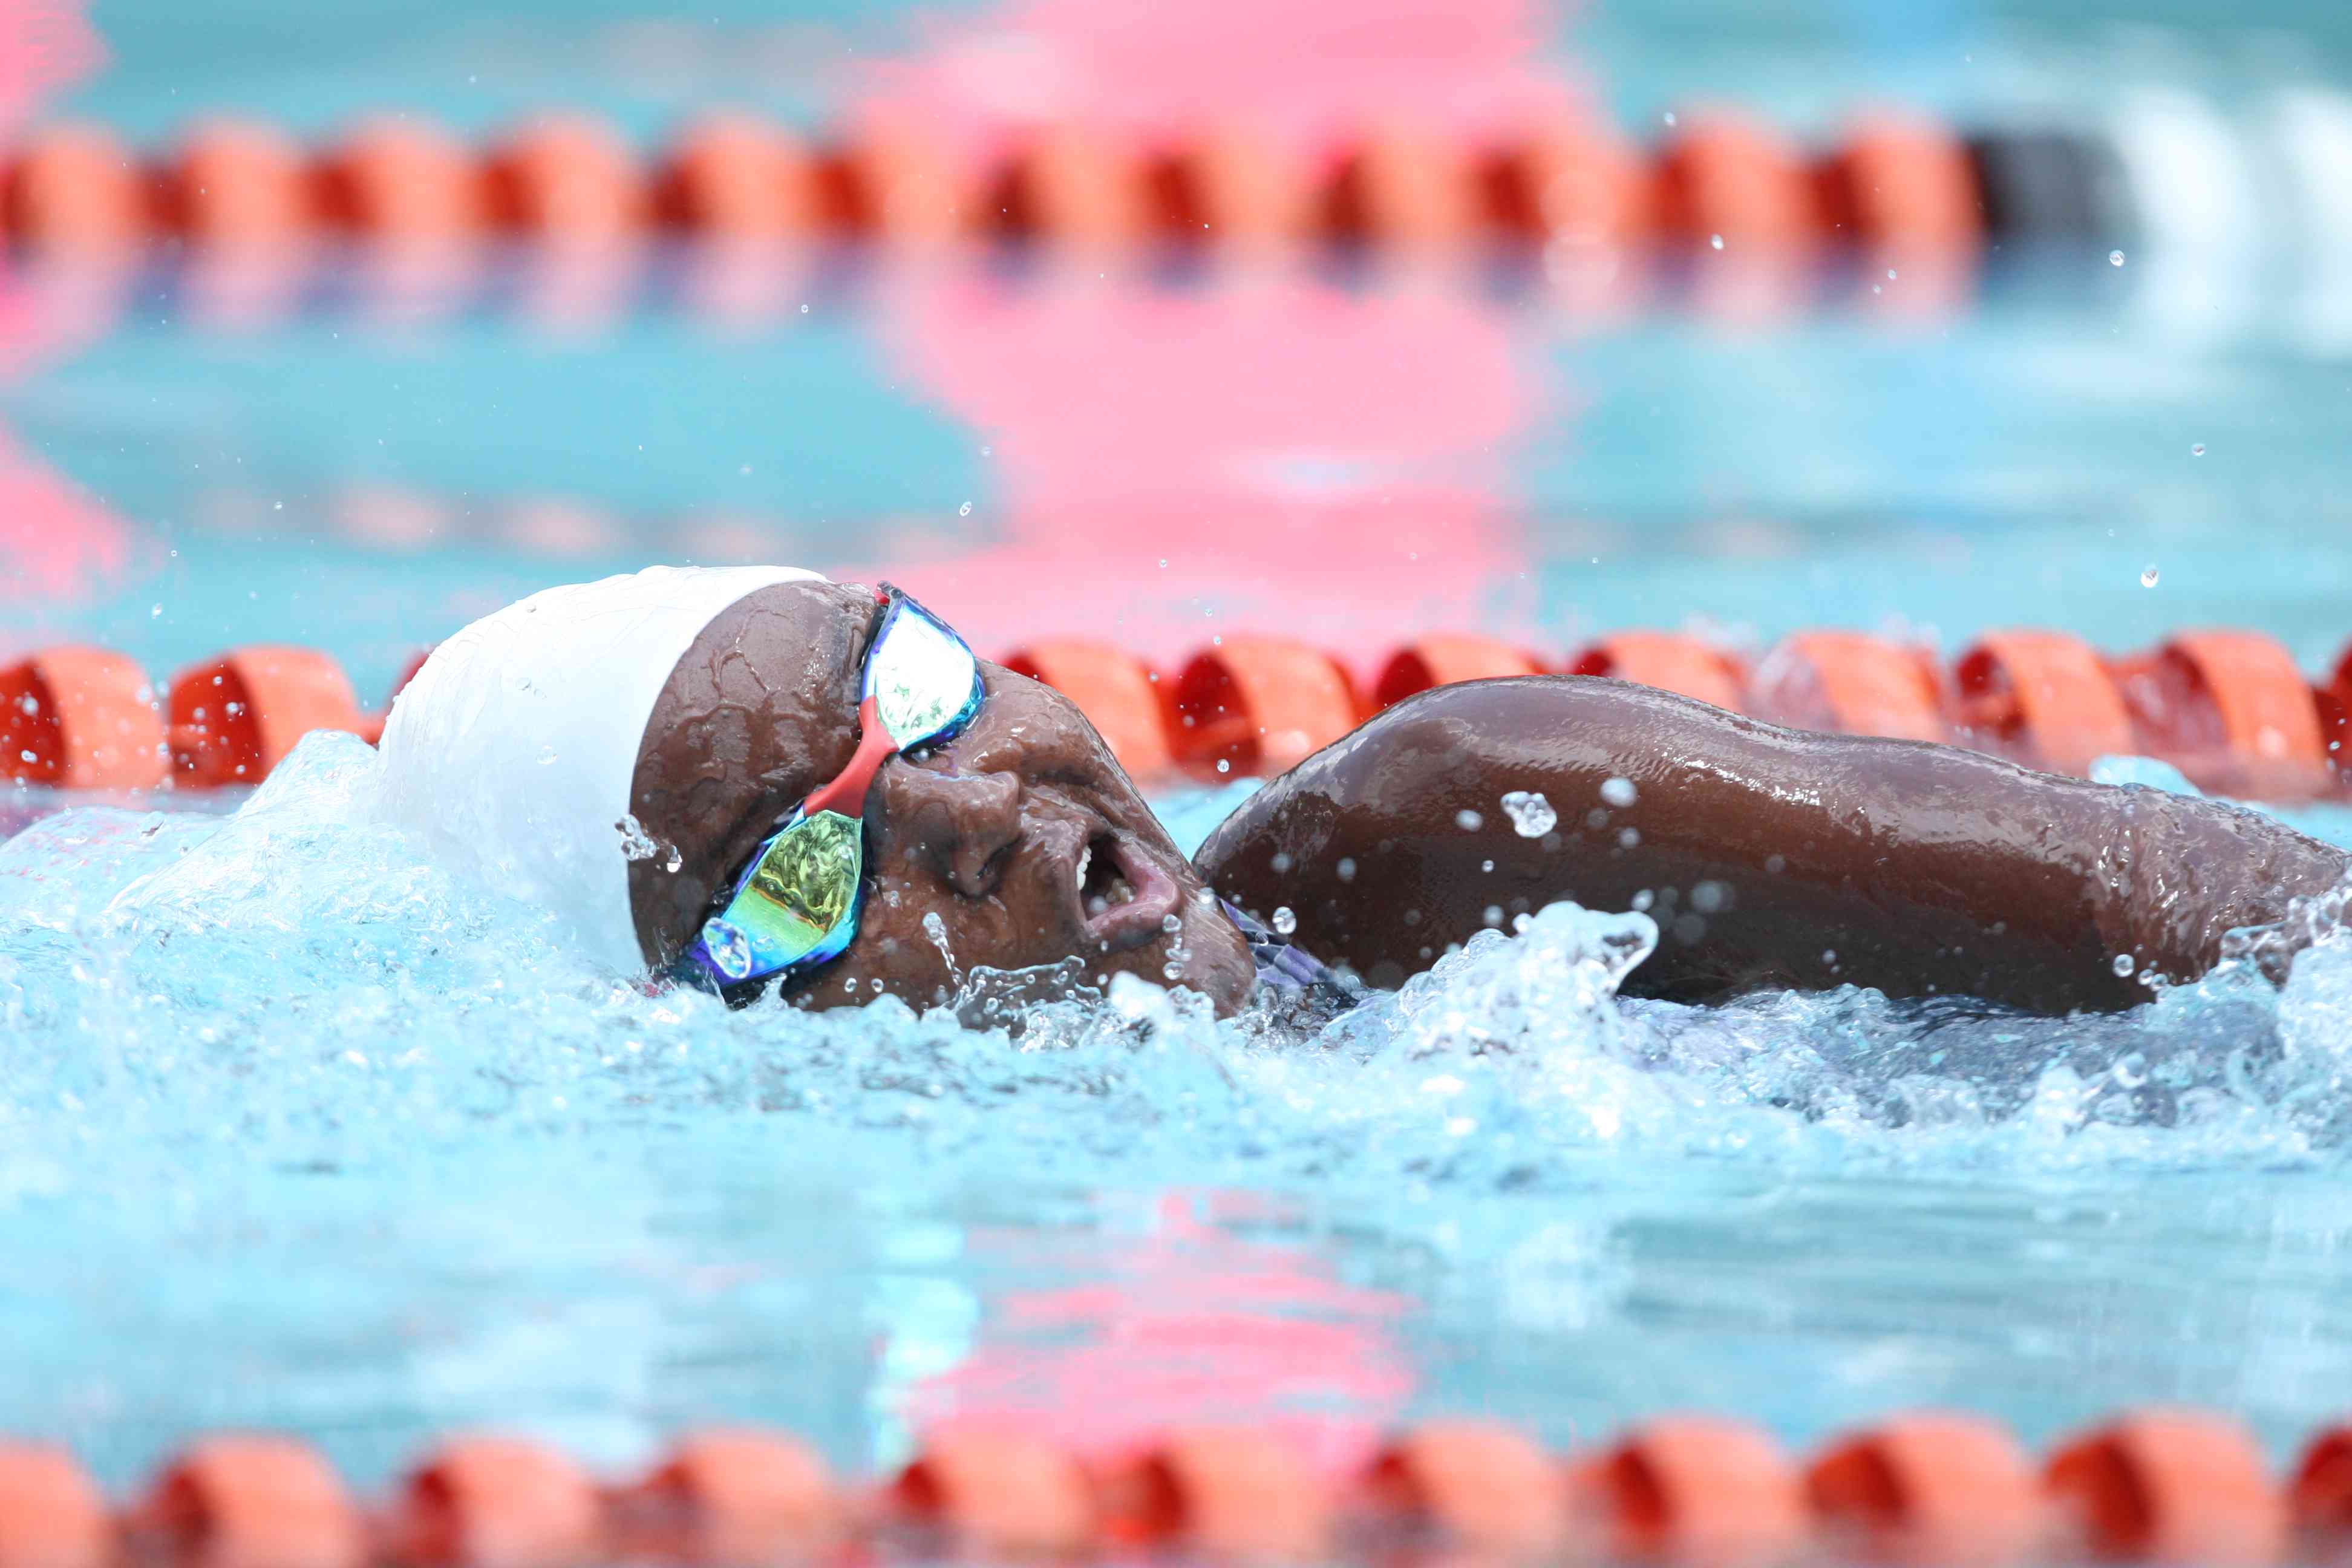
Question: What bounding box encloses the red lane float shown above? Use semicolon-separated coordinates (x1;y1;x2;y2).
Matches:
3;123;146;253
1575;1415;1806;1568
1569;631;1748;711
1169;636;1361;776
0;1446;109;1568
1001;641;1171;779
1;647;168;791
1750;630;1947;743
616;1430;835;1565
139;1436;365;1568
650;115;817;241
2044;1410;2284;1568
1094;1429;1330;1561
388;1438;603;1568
1806;1412;2040;1568
168;646;370;787
1357;1420;1569;1555
2109;630;2330;796
2292;1426;2352;1540
482;116;644;244
888;1429;1094;1557
1950;629;2134;776
152;120;312;249
1371;633;1546;708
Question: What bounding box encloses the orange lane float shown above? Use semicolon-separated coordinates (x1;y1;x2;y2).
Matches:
0;1446;109;1568
0;646;168;791
1371;633;1546;708
1656;111;1824;251
1321;125;1482;251
887;1428;1096;1558
1950;629;2135;776
1169;636;1362;776
1805;1411;2042;1568
1749;630;1948;743
2044;1410;2285;1568
1576;1415;1806;1568
3;123;147;254
1143;127;1316;250
311;117;485;243
151;120;313;250
1093;1428;1331;1561
387;1438;603;1568
650;114;818;241
1569;630;1748;711
2109;630;2330;797
481;116;645;244
986;127;1153;249
613;1430;835;1566
1001;640;1172;779
812;128;973;246
1483;123;1661;249
137;1436;365;1568
1816;112;1983;254
1356;1420;1569;1556
167;646;372;787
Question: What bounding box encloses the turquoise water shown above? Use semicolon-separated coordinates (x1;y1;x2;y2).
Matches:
10;0;2352;1503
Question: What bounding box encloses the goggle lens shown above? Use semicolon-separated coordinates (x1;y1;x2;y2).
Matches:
866;592;982;749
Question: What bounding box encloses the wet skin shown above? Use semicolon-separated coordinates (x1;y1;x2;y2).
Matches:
629;586;2350;1018
628;581;1257;1012
1197;677;2352;1013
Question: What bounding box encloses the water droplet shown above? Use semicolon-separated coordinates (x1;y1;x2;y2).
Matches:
1501;790;1557;837
1272;906;1296;935
1710;234;1725;251
1599;776;1638;808
2190;443;2205;457
1455;808;1485;831
2109;249;2125;267
2112;952;2136;976
2140;564;2160;588
958;501;972;517
614;814;659;862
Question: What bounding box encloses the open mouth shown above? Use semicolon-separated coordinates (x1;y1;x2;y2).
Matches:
1074;831;1181;951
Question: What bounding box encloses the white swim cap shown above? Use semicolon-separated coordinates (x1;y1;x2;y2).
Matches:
377;564;824;972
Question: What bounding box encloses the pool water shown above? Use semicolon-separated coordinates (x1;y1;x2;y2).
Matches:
10;0;2352;1503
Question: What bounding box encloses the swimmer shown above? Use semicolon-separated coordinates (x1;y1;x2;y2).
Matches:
379;567;2350;1018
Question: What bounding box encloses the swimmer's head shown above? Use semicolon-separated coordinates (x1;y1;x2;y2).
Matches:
379;567;1254;1013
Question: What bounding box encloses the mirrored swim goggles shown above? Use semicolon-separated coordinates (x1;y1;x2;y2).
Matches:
668;584;983;999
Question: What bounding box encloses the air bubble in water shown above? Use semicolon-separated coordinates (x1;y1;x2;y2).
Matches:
1599;776;1638;808
1455;809;1484;831
1500;791;1557;837
2191;443;2206;457
1160;913;1182;934
958;501;973;517
2113;952;2136;976
2109;250;2125;266
1272;906;1296;935
2140;565;2160;588
1710;234;1724;251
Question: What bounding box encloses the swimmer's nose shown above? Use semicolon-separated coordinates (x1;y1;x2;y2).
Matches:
878;764;1024;897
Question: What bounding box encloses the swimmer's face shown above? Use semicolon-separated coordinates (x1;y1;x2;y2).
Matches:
628;580;1255;1014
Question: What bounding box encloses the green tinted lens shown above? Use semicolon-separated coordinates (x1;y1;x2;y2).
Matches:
697;808;864;982
867;599;981;746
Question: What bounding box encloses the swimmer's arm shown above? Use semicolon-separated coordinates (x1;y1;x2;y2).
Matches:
1192;676;2349;1011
